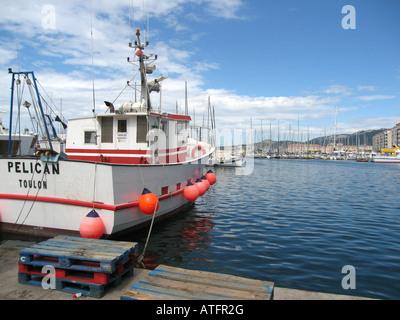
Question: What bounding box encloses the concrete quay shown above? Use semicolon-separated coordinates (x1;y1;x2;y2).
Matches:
0;240;372;300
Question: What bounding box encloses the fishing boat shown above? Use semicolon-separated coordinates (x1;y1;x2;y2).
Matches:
371;145;400;163
0;29;214;238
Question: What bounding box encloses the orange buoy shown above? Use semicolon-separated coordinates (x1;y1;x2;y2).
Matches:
205;170;216;185
183;182;200;202
195;178;207;196
79;209;105;239
201;176;210;190
139;188;160;215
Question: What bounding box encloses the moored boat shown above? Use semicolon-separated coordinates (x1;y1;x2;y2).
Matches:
372;145;400;163
0;30;214;238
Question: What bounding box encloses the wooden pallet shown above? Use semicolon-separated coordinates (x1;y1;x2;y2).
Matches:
121;265;274;300
19;235;138;274
18;235;138;298
18;266;134;298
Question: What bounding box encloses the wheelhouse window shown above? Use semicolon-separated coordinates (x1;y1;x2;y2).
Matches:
118;119;127;133
136;116;148;143
84;131;97;144
101;117;113;143
177;121;185;134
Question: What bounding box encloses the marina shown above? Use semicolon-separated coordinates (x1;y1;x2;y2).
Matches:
1;158;399;300
1;1;400;303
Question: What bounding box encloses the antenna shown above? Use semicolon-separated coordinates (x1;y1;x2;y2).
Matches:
90;0;96;115
16;41;20;72
129;0;135;45
185;81;188;116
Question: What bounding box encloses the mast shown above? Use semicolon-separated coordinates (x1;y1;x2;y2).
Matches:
135;29;151;111
128;29;167;113
207;96;210;144
333;107;338;151
277;120;280;155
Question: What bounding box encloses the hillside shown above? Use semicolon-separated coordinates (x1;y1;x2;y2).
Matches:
254;129;385;151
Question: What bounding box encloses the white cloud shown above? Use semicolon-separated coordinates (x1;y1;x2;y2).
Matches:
357;95;396;101
322;85;352;96
357;85;377;91
205;0;245;19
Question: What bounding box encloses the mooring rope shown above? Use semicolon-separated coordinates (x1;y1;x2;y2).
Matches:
136;164;165;268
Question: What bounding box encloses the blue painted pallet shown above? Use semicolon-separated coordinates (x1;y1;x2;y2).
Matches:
19;265;134;298
121;264;274;300
19;235;138;274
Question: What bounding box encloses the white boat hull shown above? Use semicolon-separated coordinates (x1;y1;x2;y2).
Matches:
0;155;210;237
371;156;400;163
214;157;244;167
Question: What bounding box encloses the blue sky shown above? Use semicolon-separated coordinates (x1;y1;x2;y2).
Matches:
1;0;400;142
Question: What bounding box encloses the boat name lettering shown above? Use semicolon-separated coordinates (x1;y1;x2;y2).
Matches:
7;161;60;175
18;179;48;190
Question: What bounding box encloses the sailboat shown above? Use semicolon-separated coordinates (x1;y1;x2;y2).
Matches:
0;29;214;238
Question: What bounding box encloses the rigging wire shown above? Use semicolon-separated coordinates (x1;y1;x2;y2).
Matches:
92;162;97;209
36;79;67;124
14;168;47;233
11;158;39;231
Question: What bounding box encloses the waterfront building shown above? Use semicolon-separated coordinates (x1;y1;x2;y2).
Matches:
391;123;400;147
373;129;392;152
287;143;322;154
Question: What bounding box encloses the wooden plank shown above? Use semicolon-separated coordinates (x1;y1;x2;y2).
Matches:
40;239;134;255
121;265;274;300
148;269;270;294
30;243;133;263
20;246;119;262
138;276;270;300
123;288;178;300
126;282;229;300
54;235;138;251
156;264;272;287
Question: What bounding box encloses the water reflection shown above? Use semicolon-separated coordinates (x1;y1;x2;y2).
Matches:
120;206;215;269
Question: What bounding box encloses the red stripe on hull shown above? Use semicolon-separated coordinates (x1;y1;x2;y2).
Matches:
67;155;150;164
0;188;185;211
65;147;187;154
67;154;187;164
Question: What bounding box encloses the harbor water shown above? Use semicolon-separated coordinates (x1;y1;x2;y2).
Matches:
124;159;400;300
